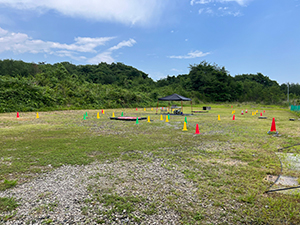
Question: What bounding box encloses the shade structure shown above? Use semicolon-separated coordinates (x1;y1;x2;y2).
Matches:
156;93;192;115
158;94;191;101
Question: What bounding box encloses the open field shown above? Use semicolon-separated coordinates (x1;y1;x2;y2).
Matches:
1;104;300;224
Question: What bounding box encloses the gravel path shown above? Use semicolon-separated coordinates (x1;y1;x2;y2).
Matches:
0;157;199;224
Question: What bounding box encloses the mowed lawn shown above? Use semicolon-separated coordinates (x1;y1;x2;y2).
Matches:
1;104;300;224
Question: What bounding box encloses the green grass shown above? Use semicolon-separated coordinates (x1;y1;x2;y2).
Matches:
0;105;300;223
0;197;18;211
0;179;17;191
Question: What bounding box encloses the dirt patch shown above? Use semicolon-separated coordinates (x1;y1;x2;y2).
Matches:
276;152;300;171
265;174;298;186
213;159;248;166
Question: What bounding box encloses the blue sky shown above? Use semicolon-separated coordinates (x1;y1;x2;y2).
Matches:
0;0;299;84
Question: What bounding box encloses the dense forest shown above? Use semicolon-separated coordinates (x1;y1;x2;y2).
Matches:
0;59;299;113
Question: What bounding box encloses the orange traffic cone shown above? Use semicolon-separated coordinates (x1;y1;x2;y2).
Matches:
232;115;235;120
268;117;278;134
194;124;200;134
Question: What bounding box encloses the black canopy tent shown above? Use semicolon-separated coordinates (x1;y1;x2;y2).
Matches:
156;94;193;115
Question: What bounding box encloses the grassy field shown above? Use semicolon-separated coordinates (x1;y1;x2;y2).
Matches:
1;103;300;224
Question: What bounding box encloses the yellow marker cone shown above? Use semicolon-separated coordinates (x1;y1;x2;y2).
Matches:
151;108;153;111
232;111;234;114
182;122;188;131
147;116;151;123
166;115;169;122
160;115;163;121
218;115;221;121
36;112;39;119
144;108;146;111
97;112;100;119
112;112;115;117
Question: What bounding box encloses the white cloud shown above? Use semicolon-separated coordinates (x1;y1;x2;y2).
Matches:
0;0;167;26
0;27;8;36
0;27;135;64
170;68;183;72
0;28;114;54
168;50;210;59
88;38;137;64
198;8;205;14
191;0;251;6
108;39;136;51
87;51;115;64
205;7;214;14
197;4;242;16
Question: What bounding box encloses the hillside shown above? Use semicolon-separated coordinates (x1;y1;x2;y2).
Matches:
0;59;298;112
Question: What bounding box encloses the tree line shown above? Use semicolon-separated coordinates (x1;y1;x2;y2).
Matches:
0;59;298;113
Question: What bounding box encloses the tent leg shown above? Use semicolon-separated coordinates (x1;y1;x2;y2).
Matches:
181;100;183;115
191;101;193;115
156;101;159;114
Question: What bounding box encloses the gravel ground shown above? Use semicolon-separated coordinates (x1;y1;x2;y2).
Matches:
0;156;199;224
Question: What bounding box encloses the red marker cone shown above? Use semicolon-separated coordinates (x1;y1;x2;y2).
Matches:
232;115;235;120
264;110;265;113
17;112;19;118
136;108;138;111
260;112;262;116
194;124;200;134
270;117;276;132
101;109;103;114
